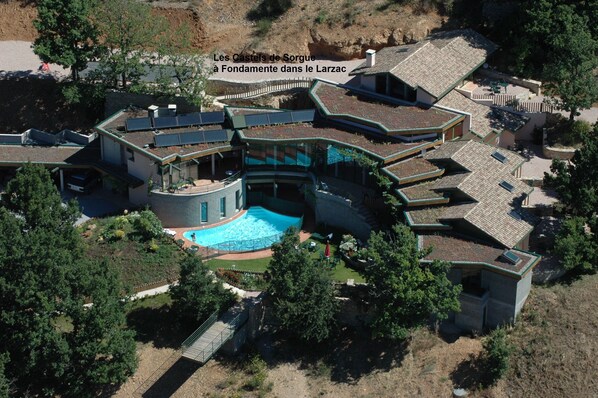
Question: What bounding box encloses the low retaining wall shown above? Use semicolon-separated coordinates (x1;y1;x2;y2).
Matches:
542;130;576;160
313;189;371;241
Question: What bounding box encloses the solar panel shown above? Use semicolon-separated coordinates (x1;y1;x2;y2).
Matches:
491;151;508;163
179;131;203;145
126;117;152;132
200;111;225;125
245;114;271;127
177;112;202;127
501;250;521;265
153;116;179;129
268;112;293;125
290;109;316;123
499;180;515;192
154;134;181;147
201;129;229;143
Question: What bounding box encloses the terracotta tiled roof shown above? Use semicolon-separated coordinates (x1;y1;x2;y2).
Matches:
419;140;534;247
350;30;497;98
309;80;461;133
239;123;437;163
437;90;528;138
419;234;540;277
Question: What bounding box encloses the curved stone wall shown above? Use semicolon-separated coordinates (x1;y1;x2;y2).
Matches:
149;178;245;228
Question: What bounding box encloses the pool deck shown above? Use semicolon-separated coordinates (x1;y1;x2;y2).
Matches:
168;209;315;260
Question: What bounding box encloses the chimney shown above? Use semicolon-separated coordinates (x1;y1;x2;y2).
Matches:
168;104;177;116
148;105;159;126
366;49;376;68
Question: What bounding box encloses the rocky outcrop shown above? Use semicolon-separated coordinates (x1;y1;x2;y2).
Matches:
308;24;434;60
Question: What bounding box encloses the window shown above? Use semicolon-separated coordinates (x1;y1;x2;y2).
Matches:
235;190;241;210
491;151;508;163
201;202;208;223
220;197;226;218
499;180;515;192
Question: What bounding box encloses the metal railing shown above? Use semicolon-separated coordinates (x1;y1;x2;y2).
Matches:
182;310;247;363
215;77;312;100
158;171;242;195
206;216;303;253
181;311;218;350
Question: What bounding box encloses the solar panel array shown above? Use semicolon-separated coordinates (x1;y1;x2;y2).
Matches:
244;109;316;127
125;111;225;132
154;129;229;148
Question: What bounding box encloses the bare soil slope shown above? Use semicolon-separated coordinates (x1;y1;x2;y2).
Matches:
0;0;443;59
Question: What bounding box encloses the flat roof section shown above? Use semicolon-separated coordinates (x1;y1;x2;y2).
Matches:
239;123;438;163
419;234;540;278
309;80;462;134
0;144;100;166
383;157;443;184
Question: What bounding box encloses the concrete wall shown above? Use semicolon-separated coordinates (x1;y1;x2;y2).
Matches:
499;130;516;149
149;177;245;227
515;112;546;142
313;189;372;241
101;135;122;165
416;89;436;105
514;271;532;316
359;75;376;92
481;271;520;327
127;153;156;205
455;292;488;331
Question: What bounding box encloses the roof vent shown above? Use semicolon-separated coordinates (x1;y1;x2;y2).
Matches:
501;249;521;265
168;104;177;116
148;105;159;125
499;180;515;192
491;151;507;163
366;49;376;68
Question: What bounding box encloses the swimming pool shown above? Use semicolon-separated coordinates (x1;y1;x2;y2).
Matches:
183;206;303;252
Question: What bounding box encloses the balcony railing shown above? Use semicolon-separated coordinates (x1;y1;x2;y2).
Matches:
156;171;242;195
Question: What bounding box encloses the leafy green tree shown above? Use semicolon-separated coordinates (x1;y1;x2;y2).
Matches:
0;164;137;396
170;256;236;324
364;224;461;340
512;0;598;121
92;0;167;89
554;217;598;273
149;24;214;108
0;353;11;398
267;228;339;342
33;0;98;80
544;124;598;217
482;327;512;384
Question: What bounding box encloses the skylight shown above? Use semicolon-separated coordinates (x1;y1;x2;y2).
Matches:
501;250;521;265
499;180;515;192
491;151;508;163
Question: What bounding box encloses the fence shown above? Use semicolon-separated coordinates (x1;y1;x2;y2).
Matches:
471;93;556;113
181;311;218;351
215;77;312;100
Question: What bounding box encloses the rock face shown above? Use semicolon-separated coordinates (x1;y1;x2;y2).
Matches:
308;24;433;59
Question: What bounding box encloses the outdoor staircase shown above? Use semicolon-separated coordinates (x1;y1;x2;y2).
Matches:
181;301;249;364
354;200;380;231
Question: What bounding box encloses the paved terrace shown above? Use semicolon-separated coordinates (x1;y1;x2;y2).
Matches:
239;123;439;164
310;80;462;134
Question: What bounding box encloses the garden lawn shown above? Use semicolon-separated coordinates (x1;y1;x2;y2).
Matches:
81;216;186;290
207;238;365;283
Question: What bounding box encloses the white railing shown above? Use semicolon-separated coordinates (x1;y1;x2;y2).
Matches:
471;93;556;113
215;77;312;100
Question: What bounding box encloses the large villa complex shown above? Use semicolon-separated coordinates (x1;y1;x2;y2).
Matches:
0;29;542;331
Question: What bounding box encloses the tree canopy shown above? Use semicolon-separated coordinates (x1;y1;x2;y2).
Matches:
511;0;598;120
33;0;98;80
0;164;137;396
364;224;461;340
170;256;236;324
267;228;339;343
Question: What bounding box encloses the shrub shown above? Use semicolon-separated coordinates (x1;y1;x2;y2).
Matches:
244;356;268;391
482;327;512;384
134;210;163;240
256;18;272;37
114;229;125;240
339;234;357;255
176;239;185;247
148;239;159;252
315;10;328;24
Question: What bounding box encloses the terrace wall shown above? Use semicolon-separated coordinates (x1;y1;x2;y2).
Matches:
313;189;372;241
149;177;245;227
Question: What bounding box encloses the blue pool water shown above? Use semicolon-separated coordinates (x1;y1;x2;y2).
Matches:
183;206;303;251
